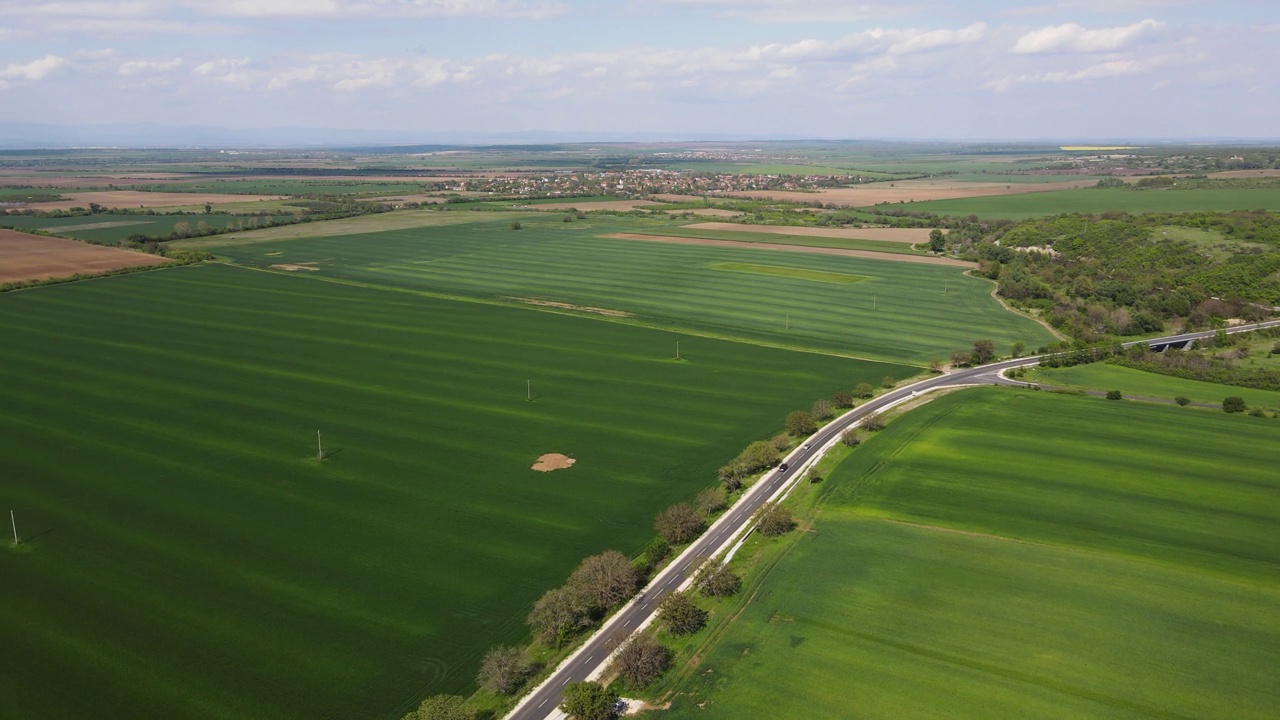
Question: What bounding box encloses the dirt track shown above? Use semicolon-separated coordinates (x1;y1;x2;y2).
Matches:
683;222;936;243
603;233;974;267
0;229;172;283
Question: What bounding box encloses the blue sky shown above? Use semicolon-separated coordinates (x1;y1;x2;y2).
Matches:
1;0;1276;140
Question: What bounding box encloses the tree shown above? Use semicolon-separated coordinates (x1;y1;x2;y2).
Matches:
696;487;726;515
971;339;996;365
527;586;591;648
610;634;672;689
401;695;474;720
785;410;816;436
1223;396;1247;413
881;375;895;389
511;221;522;230
770;433;791;452
1011;340;1026;358
88;202;104;214
1106;390;1123;400
203;202;213;214
559;681;619;720
1174;396;1191;406
693;561;741;598
568;550;638;610
861;412;886;431
928;359;944;373
658;591;707;635
832;390;854;408
841;428;861;447
476;645;528;694
854;382;874;398
811;398;834;420
950;350;972;367
755;502;796;536
654;503;705;544
929;228;946;253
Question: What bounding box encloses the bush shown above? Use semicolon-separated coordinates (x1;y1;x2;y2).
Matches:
841;429;861;447
1174;396;1192;406
755;501;796;536
950;350;972;367
560;681;619;720
1223;396;1247;413
637;537;670;572
854;382;874;398
833;390;854;408
610;635;671;689
1106;389;1123;400
811;398;834;420
401;694;475;720
784;410;817;436
770;433;791;452
511;222;522;230
693;561;741;598
1248;408;1268;417
861;412;886;431
654;503;705;544
696;487;727;515
657;591;707;635
476;645;528;694
881;375;895;389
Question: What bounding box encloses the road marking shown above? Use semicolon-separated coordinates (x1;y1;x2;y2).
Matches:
585;655;594;664
539;699;548;708
562;678;570;685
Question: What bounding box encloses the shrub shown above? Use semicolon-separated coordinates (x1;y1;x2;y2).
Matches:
811;398;834;420
637;537;670;572
1174;396;1191;406
559;681;619;720
657;591;707;635
1223;396;1247;413
696;487;727;515
854;382;874;398
832;390;854;408
950;350;972;367
755;502;796;537
476;645;528;694
693;561;741;598
881;375;895;389
861;412;886;431
784;410;817;436
527;587;591;648
610;635;671;689
654;504;705;544
401;694;475;720
511;222;522;230
1248;408;1268;417
1106;389;1123;400
841;429;861;447
770;433;791;452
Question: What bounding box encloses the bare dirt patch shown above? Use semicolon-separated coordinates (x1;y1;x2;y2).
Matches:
510;297;632;317
520;200;664;211
671;208;745;217
604;233;974;267
26;191;287;211
359;194;446;204
683;222;936;243
42;220;155;233
720;179;1095;207
271;263;320;272
0;228;172;283
532;453;576;472
1212;169;1280;178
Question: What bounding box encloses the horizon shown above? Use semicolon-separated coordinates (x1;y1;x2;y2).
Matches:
2;1;1276;144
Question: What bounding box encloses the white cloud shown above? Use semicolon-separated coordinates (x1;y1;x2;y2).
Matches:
194;57;250;75
201;0;568;19
0;54;70;81
655;0;909;24
986;52;1184;91
118;57;183;75
1012;19;1163;53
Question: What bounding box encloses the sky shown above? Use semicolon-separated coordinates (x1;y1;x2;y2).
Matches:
1;0;1277;142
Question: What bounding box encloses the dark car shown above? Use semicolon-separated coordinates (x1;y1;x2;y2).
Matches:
778;463;789;473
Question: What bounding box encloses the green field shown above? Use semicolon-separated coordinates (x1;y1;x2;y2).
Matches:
664;389;1280;719
878;187;1280;219
1029;361;1280;410
205;213;1054;363
0;264;911;720
0;213;300;244
652;225;928;255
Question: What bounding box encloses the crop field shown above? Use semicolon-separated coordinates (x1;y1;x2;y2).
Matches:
0;213;301;244
126;179;435;196
0;228;173;283
630;226;928;255
205;214;1055;363
0;264;909;720
883;187;1280;219
1029;362;1280;410
28;191;289;212
664;389;1280;719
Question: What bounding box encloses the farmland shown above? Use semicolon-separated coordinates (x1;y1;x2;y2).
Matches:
0;213;301;244
1028;362;1280;410
662;388;1280;719
0;228;172;283
880;187;1280;219
0;263;910;720
204;214;1054;363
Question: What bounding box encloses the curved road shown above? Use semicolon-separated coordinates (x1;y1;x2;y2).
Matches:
507;319;1280;720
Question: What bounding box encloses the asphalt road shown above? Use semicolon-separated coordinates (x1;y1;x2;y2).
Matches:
506;319;1280;720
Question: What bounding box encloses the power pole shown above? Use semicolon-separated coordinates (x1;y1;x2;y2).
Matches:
527;380;531;402
785;313;790;331
317;430;323;461
675;341;680;360
10;510;17;545
873;295;877;311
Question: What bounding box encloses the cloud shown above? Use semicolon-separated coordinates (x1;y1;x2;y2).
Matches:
655;0;910;24
118;57;183;75
985;52;1183;91
200;0;568;20
1012;19;1164;53
0;54;70;81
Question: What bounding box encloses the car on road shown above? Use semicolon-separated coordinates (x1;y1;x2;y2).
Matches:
779;463;789;473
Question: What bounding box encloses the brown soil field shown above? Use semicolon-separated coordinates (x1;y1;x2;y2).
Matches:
603;233;974;268
359;195;446;204
653;194;705;202
0;229;172;283
682;222;937;243
532;453;575;472
1211;169;1280;178
521;200;663;211
27;191;288;211
671;208;745;217
720;179;1095;207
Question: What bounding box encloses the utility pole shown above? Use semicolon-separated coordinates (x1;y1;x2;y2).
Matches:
317;430;323;461
10;510;17;545
786;313;790;331
527;379;531;402
675;341;680;360
873;295;877;311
